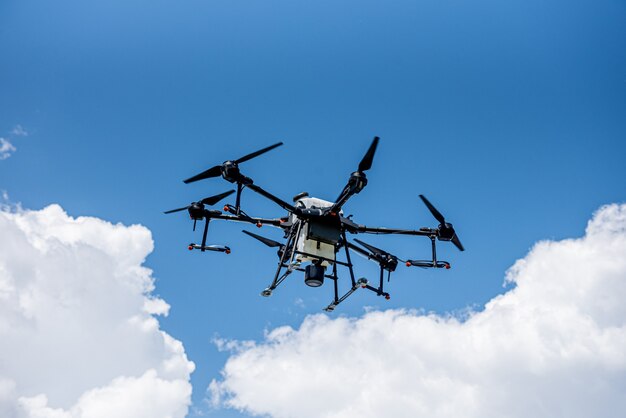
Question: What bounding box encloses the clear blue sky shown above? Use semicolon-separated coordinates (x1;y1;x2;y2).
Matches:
1;0;624;416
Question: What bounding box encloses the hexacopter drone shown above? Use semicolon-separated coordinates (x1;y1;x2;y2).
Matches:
165;137;464;311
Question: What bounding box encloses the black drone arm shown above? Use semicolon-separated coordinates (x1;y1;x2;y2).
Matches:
246;183;297;214
328;137;379;214
345;241;374;259
206;211;284;227
354;225;435;236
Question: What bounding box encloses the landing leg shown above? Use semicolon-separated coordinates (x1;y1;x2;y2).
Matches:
261;222;300;296
324;278;368;311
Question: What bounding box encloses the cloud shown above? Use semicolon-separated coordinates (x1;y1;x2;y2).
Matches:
0;138;16;160
209;203;626;418
0;204;194;418
11;125;28;137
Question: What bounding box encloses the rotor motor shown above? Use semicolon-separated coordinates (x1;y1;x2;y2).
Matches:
187;203;205;220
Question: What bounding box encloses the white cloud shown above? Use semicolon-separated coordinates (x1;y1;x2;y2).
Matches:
0;204;194;418
11;125;28;137
0;138;16;160
209;203;626;418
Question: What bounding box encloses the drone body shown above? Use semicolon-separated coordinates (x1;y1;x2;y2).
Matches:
165;137;464;311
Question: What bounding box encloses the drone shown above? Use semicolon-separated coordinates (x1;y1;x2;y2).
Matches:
165;137;464;311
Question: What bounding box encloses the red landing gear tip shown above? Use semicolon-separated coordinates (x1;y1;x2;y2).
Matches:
406;261;411;267
188;245;193;251
445;264;451;269
385;294;390;300
225;249;231;254
256;222;262;228
223;205;229;212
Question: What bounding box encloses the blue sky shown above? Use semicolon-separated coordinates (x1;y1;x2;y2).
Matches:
1;0;625;416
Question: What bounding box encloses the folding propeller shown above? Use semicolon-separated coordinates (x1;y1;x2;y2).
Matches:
419;194;465;251
243;229;289;260
183;142;283;184
242;230;283;248
353;238;400;273
330;136;380;213
357;136;379;173
163;190;235;214
354;238;396;260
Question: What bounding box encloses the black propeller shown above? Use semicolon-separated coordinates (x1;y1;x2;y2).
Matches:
358;136;379;172
242;230;283;248
183;142;283;184
330;136;380;212
163;190;235;214
243;230;289;260
419;194;464;251
353;238;400;272
200;190;236;206
354;238;395;259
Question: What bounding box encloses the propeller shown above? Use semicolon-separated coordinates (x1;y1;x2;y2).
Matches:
242;230;283;248
163;205;195;215
243;230;289;259
330;137;380;212
353;238;400;273
419;194;464;251
358;136;379;172
200;190;236;206
353;238;396;260
164;190;234;230
183;142;283;184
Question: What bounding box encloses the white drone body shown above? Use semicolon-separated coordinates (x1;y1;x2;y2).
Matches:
291;196;342;267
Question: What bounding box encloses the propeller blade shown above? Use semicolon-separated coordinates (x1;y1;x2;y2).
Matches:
200;189;235;206
451;234;465;252
357;136;379;172
163;206;190;214
242;230;283;248
183;165;222;184
235;142;283;164
353;238;393;258
419;194;446;225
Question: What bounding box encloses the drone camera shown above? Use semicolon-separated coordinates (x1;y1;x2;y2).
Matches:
304;263;326;287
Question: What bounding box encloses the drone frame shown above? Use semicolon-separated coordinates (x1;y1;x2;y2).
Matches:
166;137;464;310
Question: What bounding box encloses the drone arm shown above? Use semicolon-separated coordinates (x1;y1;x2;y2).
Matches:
331;183;356;213
208;212;284;227
345;240;377;260
355;225;435;236
328;137;379;214
246;183;297;214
